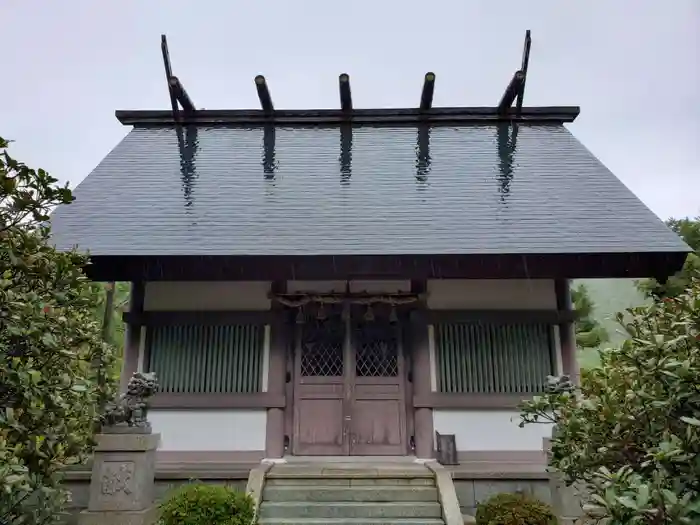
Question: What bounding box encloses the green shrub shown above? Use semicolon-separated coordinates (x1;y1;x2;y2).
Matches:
521;273;700;524
475;492;557;525
158;483;256;525
1;136;118;524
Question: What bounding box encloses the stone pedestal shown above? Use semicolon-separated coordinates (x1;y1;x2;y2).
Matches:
79;429;160;525
543;437;590;524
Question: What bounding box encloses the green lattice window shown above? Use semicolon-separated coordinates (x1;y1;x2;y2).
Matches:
434;322;555;394
146;325;264;393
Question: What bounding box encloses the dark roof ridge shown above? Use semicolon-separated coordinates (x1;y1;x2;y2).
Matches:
116;106;580;126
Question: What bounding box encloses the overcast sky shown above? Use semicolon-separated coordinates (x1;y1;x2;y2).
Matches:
2;0;698;221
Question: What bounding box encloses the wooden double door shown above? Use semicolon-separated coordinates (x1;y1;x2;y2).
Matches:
292;310;407;455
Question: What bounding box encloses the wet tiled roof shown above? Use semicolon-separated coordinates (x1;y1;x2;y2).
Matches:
50;123;689;257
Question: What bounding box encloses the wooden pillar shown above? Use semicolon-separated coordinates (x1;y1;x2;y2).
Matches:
555;279;578;384
120;282;145;392
411;310;434;459
265;283;288;458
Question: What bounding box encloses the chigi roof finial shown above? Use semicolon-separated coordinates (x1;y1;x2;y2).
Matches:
498;30;532;117
152;30;541;125
255;75;274;114
420;72;435;111
339;73;352;112
161;34;196;123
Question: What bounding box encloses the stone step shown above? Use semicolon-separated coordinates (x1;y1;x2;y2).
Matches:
258;518;445;525
258;519;444;525
266;477;435;487
263;485;439;502
267;465;433;480
259;502;442;520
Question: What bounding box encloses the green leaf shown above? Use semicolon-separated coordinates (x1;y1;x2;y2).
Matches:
3;474;25;485
662;489;678;505
636;484;649;507
680;416;700;426
41;332;57;347
617;496;638;510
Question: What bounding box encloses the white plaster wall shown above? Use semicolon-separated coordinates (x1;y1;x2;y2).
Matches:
149;409;267;451
427;279;556;310
433;410;553;451
144;281;271;311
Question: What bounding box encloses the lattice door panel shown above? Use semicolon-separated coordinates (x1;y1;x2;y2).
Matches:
300;318;345;377
355;321;399;377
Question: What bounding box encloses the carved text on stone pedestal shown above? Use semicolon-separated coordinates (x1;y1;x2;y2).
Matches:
100;462;135;496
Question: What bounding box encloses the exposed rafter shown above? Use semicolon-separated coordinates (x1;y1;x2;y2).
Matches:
160;35;196;122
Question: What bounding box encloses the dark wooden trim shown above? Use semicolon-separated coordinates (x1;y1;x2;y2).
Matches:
84;251;689;282
150;392;286;409
457;450;545;463
65;451;550;481
402;321;415;454
120;282;145;392
266;284;288;458
270;291;422;303
555;279;571;311
555;278;578;383
115;106;580;126
422;309;577;325
63;452;262;481
414;393;536;410
157;450;265;466
123;310;274;326
450;449;548;479
410;302;434;459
